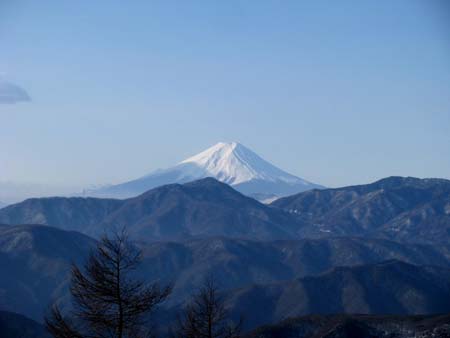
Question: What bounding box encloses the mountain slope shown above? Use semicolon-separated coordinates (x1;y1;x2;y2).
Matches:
2;176;449;243
96;178;302;240
138;236;450;307
0;225;95;321
2;225;450;323
0;197;125;234
272;176;450;243
0;178;303;240
85;142;322;199
246;314;450;338
225;260;450;330
0;311;50;338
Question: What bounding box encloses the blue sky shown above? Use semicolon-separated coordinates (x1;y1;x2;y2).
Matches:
0;0;449;189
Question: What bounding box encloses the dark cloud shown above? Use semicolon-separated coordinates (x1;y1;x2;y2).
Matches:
0;81;31;104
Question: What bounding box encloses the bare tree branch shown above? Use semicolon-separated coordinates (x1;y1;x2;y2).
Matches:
45;228;172;338
172;278;241;338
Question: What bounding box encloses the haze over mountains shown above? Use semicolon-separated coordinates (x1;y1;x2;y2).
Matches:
0;182;81;205
84;142;323;201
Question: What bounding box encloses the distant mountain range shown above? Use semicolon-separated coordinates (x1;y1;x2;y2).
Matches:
226;260;450;329
0;225;94;320
95;178;301;241
139;236;450;309
1;224;450;323
84;142;323;201
272;176;450;243
1;142;449;336
0;197;124;233
1;176;449;243
0;178;302;240
1;174;449;332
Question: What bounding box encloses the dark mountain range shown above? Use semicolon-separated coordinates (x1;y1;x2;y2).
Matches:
0;178;303;241
2;224;450;323
0;225;94;321
139;236;450;307
0;311;50;338
1;176;449;244
3;263;449;338
245;314;450;338
272;176;450;243
0;197;124;234
0;176;448;335
225;260;450;330
97;178;301;240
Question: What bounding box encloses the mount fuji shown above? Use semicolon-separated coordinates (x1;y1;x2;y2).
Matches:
84;142;323;201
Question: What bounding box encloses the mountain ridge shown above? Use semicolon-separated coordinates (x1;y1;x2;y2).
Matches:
272;176;450;243
1;176;449;243
225;260;450;329
2;224;450;323
96;177;302;240
0;196;125;234
0;178;303;240
0;224;94;320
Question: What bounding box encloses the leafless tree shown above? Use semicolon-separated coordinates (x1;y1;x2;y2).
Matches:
171;278;241;338
45;229;172;338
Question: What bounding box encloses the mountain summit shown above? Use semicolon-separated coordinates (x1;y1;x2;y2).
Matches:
85;142;322;200
179;142;309;185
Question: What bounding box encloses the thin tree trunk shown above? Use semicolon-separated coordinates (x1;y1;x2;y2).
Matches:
117;255;123;338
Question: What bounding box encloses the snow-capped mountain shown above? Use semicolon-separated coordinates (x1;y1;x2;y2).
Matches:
84;142;323;200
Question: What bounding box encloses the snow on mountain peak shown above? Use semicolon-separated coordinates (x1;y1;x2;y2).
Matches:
180;142;305;185
84;141;322;200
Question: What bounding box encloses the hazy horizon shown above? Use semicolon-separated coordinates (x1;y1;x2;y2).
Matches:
1;1;449;196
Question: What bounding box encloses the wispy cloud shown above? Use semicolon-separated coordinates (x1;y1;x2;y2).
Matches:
0;80;31;104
